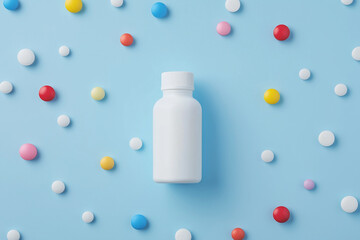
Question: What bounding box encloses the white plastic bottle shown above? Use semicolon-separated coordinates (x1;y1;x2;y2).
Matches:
153;72;202;183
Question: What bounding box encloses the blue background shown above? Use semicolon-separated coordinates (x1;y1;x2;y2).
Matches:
1;0;360;239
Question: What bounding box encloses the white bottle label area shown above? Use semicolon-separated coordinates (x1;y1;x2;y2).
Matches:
153;72;202;183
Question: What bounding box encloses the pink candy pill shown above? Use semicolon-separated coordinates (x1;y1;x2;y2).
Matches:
216;21;231;36
19;143;37;160
304;179;315;190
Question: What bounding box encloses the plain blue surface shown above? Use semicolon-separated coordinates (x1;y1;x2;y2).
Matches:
0;0;360;239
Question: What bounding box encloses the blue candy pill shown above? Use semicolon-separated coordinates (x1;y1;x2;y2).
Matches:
131;214;148;230
3;0;19;10
151;2;168;19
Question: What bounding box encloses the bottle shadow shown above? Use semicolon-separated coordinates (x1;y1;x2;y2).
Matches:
167;79;224;201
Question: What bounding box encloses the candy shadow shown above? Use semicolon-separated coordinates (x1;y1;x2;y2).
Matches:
115;0;126;9
78;3;86;14
327;137;339;149
229;1;244;14
284;212;294;224
27;55;39;68
7;84;16;96
46;90;59;104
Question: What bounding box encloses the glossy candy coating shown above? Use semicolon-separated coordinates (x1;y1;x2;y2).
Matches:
131;214;148;230
273;24;290;41
3;0;19;10
91;87;105;100
120;33;134;46
100;156;114;170
273;206;290;223
151;2;168;18
304;179;315;190
39;85;56;101
231;228;245;240
264;89;280;104
65;0;82;13
216;21;231;36
19;143;37;160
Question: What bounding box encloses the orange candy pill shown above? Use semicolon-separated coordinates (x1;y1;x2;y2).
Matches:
120;33;134;46
232;228;245;240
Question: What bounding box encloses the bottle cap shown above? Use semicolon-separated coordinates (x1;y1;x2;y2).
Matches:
161;72;194;91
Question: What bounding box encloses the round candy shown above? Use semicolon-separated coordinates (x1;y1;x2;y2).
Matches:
91;87;105;101
231;228;245;240
225;0;240;13
273;24;290;41
273;206;290;223
175;228;192;240
299;68;311;80
352;47;360;61
341;0;353;5
3;0;19;10
57;114;71;127
261;150;274;163
39;85;56;101
120;33;134;46
52;180;65;194
264;89;280;104
0;81;13;94
17;49;35;66
59;46;70;57
7;230;20;240
334;83;347;96
19;143;37;160
82;211;94;223
100;156;114;170
131;214;148;230
129;137;143;150
318;130;335;147
304;179;315;190
151;2;168;18
341;196;358;213
65;0;82;13
216;21;231;36
111;0;123;7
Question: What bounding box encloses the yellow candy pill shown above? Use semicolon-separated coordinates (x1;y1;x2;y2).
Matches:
100;156;114;170
91;87;105;101
65;0;83;13
264;89;280;104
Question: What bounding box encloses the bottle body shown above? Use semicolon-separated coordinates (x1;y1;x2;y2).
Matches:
153;72;202;183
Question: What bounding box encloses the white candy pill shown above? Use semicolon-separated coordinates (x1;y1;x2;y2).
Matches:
175;228;192;240
129;137;143;150
341;0;353;5
341;196;358;213
59;46;70;57
299;68;311;80
225;0;240;13
0;81;13;94
334;84;347;96
7;230;20;240
52;180;65;194
57;114;70;127
352;47;360;61
261;150;274;163
82;211;94;223
318;130;335;147
111;0;123;7
17;49;35;66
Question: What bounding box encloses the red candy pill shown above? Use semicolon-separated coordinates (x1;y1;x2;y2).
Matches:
231;228;245;240
273;206;290;223
273;24;290;41
120;33;134;46
39;85;56;101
